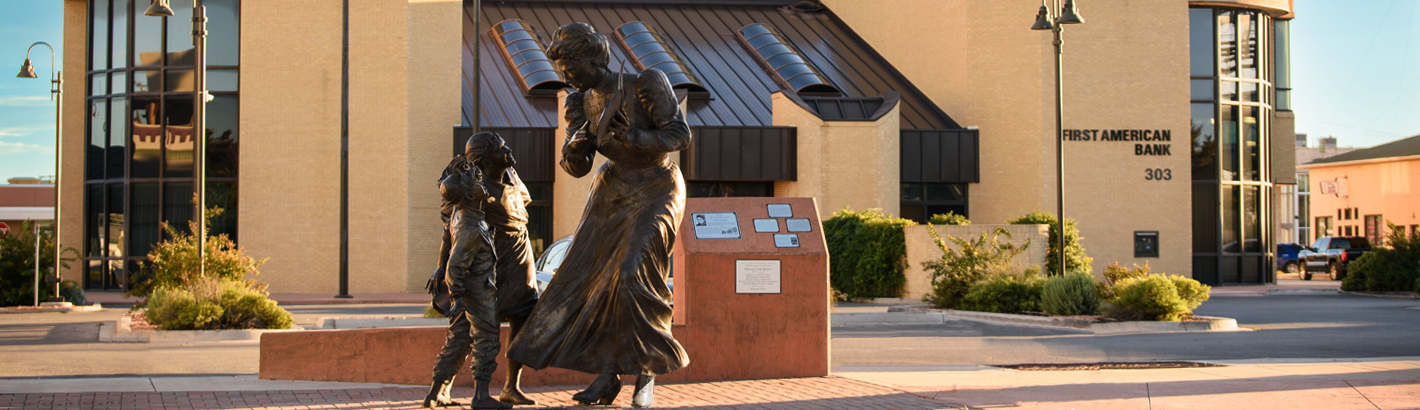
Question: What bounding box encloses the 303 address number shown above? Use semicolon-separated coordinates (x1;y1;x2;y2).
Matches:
1145;168;1173;181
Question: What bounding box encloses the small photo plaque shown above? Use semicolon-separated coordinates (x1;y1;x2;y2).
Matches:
773;234;800;248
753;218;780;233
736;259;782;294
786;218;813;233
767;203;793;218
691;212;741;239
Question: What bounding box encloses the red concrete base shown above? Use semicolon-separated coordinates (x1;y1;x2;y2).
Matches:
260;324;601;387
260;197;830;387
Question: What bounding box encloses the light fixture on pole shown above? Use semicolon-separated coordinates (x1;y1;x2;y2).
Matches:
144;0;175;17
1031;0;1083;277
144;0;209;279
17;41;62;306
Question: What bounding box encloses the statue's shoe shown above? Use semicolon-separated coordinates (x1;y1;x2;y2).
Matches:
631;374;655;408
572;373;622;406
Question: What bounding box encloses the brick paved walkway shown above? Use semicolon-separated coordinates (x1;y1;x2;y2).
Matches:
0;377;960;410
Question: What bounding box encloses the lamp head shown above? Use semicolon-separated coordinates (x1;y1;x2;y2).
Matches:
1031;5;1054;31
144;0;175;17
17;58;37;78
1058;0;1085;25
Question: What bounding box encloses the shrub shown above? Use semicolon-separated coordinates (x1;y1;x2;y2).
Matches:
1342;223;1420;292
0;220;80;307
1103;262;1149;286
922;226;1029;309
960;276;1042;314
129;207;268;299
823;207;916;300
1008;211;1093;275
1105;274;1210;321
145;276;292;330
1041;271;1102;316
928;212;970;226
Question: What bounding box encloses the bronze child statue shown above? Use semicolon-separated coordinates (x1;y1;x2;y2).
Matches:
424;166;511;410
465;131;541;405
507;22;691;408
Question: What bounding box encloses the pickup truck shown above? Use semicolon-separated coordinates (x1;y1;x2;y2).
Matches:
1297;236;1372;281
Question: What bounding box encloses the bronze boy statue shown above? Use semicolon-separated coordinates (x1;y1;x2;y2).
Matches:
465;131;540;405
424;166;511;410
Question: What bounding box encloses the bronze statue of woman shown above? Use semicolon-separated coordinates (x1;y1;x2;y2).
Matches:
506;22;690;409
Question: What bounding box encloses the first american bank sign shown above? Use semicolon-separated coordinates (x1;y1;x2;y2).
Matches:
1062;128;1174;156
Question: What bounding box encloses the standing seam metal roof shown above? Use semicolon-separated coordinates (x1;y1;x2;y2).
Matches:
463;1;958;130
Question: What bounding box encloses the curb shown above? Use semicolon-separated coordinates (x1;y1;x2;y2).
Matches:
315;317;447;329
1341;290;1419;299
1266;289;1341;295
839;306;1242;334
0;302;104;314
98;317;303;343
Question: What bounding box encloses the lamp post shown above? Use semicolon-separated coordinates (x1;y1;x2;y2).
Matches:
144;1;209;278
1031;0;1083;277
17;41;62;305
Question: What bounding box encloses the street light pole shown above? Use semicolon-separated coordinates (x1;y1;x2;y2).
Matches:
1032;0;1084;277
146;0;207;278
17;41;62;301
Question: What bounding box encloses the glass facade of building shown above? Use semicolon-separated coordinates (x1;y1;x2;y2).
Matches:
85;0;240;290
1190;7;1277;284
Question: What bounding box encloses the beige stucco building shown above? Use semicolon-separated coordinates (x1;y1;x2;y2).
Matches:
1300;134;1420;246
58;0;1296;294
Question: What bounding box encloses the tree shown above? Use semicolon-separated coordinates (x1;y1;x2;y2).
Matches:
1009;211;1092;275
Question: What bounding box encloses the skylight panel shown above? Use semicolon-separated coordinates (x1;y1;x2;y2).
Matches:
736;23;840;95
492;19;568;93
614;22;707;92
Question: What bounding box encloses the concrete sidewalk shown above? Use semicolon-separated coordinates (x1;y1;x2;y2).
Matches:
838;356;1420;410
4;358;1418;409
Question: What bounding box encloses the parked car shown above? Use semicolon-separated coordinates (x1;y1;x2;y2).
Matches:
1276;243;1304;273
533;236;574;294
532;235;674;296
1297;236;1372;281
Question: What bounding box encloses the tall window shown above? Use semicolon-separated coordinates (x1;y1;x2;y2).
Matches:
1190;7;1275;284
85;0;240;290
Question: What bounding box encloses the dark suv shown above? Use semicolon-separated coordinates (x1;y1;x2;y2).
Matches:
1297;236;1373;281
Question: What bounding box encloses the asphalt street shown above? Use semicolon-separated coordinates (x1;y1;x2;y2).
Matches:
832;294;1420;366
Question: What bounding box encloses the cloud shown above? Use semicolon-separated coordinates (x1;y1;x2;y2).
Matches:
0;141;53;155
0;125;50;138
0;96;51;106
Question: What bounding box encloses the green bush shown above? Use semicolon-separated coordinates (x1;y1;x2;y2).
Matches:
922;226;1029;309
1008;211;1092;275
145;277;292;330
1342;223;1420;292
927;212;970;226
824;207;916;300
0;220;80;307
960;275;1042;314
129;207;268;299
1040;271;1102;316
1105;274;1210;321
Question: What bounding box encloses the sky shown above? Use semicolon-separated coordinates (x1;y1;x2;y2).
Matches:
0;0;1417;181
